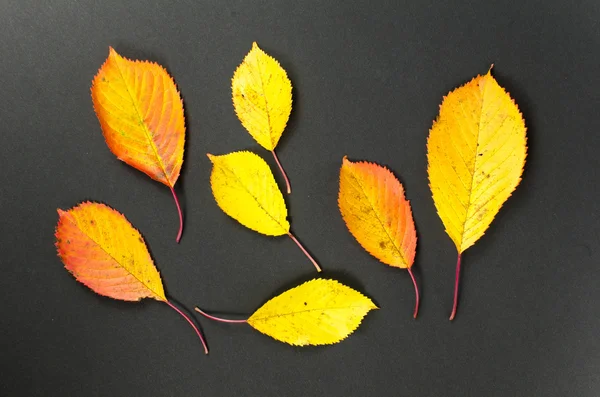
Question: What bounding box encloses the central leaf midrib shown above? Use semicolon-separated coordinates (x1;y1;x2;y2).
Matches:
113;57;172;186
458;77;488;250
71;213;165;300
347;167;407;266
254;51;275;148
218;160;287;233
250;304;373;322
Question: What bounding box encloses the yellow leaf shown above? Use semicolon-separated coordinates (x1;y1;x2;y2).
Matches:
208;151;321;271
196;279;377;346
427;68;527;319
232;42;293;193
208;151;289;236
232;42;292;151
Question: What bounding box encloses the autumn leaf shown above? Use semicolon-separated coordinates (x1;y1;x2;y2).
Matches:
232;42;293;193
207;151;321;272
55;202;208;354
338;157;419;318
91;47;186;242
195;279;377;346
427;68;527;320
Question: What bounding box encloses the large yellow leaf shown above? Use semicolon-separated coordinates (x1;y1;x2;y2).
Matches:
91;47;186;242
427;69;527;319
338;157;419;317
232;42;293;193
195;279;377;346
55;202;208;354
208;151;321;271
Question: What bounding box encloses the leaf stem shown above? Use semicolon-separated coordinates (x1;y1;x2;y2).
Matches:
271;150;291;194
194;307;248;323
287;232;322;272
165;300;208;355
170;186;183;243
449;253;462;321
407;267;419;319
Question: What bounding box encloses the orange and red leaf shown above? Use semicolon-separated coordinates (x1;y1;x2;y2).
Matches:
55;202;166;302
339;157;417;268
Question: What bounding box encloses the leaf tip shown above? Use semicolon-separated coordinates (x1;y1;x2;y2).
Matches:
206;153;215;162
251;41;259;50
108;46;118;58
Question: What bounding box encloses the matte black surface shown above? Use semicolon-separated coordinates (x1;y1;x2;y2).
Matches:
1;0;599;396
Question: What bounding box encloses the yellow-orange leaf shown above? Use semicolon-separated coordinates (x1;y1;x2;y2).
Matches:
338;157;419;317
427;68;527;320
55;202;208;353
232;42;293;193
91;47;186;242
196;279;377;346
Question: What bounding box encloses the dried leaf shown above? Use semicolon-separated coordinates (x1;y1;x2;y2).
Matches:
91;47;186;242
196;279;377;346
207;151;321;272
427;68;527;320
338;157;419;317
232;42;293;193
55;202;208;354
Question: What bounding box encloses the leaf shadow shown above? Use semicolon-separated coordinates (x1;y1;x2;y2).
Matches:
165;296;208;345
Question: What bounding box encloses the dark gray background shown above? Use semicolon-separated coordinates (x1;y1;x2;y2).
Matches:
1;0;599;396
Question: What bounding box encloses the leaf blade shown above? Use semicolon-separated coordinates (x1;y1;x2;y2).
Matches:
247;279;377;346
427;70;527;253
91;47;185;187
232;42;292;151
55;202;166;302
338;157;417;268
208;151;290;236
